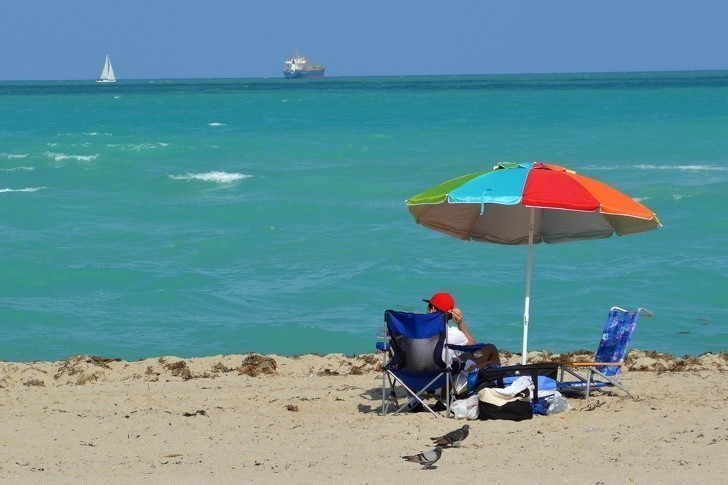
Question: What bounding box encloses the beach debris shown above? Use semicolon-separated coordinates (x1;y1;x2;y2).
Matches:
211;362;233;373
182;410;206;417
54;355;107;385
85;355;121;369
402;446;443;469
23;379;45;387
165;361;193;380
286;404;299;412
583;400;606;412
431;424;470;448
237;354;278;377
353;354;382;373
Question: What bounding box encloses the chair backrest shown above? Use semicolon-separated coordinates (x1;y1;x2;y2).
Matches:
384;310;448;374
593;308;641;376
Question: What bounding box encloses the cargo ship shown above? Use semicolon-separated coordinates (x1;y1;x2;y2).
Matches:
283;52;325;79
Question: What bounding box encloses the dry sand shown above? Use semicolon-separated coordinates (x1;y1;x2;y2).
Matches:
1;350;726;484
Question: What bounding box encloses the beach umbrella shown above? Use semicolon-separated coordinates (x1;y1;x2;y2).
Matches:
406;161;661;364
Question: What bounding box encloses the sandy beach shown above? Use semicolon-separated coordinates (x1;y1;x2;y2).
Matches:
1;350;725;484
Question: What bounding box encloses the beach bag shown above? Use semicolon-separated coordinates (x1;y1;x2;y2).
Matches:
478;400;533;421
477;386;534;421
451;394;480;420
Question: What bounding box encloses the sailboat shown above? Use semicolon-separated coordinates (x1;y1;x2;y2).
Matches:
96;55;116;83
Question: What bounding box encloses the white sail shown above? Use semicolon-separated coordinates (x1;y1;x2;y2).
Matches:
96;55;116;83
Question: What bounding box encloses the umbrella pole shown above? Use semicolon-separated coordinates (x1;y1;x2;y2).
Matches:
522;208;535;365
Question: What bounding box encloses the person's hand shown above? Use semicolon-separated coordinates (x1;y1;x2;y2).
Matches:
451;307;463;325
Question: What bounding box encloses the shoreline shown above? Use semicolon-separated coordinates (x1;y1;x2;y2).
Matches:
1;350;725;483
1;348;725;380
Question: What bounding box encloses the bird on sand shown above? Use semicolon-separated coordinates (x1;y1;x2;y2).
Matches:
430;424;470;448
402;446;443;469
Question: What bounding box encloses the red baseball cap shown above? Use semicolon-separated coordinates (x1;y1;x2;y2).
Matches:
423;292;455;313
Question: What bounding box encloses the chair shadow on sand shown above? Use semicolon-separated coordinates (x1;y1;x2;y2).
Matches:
358;386;386;414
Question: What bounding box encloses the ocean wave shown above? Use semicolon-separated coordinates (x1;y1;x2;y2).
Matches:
0;166;34;172
106;142;169;151
587;164;726;172
1;153;29;159
634;164;727;172
128;143;165;151
168;171;252;183
0;186;47;193
207;122;226;127
43;151;99;162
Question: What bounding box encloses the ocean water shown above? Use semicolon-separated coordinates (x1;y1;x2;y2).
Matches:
1;72;727;362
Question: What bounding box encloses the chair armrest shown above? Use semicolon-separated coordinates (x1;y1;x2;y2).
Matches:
447;343;486;352
375;341;390;352
562;361;624;368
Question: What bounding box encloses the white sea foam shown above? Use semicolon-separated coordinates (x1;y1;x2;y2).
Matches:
634;164;727;172
44;151;99;162
0;186;47;193
169;171;251;183
208;122;226;127
108;142;169;151
1;153;29;159
133;143;162;151
585;164;726;172
0;166;34;172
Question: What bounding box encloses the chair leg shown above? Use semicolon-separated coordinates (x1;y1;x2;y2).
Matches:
381;370;387;415
381;349;387;415
392;380;439;417
384;371;446;417
591;368;635;399
381;372;400;415
586;369;592;398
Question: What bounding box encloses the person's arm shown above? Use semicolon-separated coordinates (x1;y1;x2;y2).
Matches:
450;307;475;345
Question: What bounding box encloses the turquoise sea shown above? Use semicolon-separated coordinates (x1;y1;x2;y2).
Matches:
1;72;727;362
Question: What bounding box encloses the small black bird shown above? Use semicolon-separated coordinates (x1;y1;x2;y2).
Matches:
430;424;470;448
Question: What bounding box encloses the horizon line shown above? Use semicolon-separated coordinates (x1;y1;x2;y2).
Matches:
2;68;727;83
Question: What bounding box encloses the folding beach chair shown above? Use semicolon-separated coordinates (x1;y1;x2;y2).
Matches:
557;307;653;399
377;310;483;417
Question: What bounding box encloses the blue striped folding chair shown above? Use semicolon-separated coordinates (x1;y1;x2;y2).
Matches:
557;307;653;399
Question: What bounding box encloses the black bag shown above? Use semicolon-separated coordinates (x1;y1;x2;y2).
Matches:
476;386;534;421
478;399;533;421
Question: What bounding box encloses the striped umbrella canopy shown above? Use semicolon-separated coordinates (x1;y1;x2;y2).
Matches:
406;162;661;363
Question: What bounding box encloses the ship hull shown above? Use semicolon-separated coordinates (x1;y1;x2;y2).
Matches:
283;68;325;79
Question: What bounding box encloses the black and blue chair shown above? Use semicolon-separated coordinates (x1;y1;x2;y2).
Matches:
377;309;483;417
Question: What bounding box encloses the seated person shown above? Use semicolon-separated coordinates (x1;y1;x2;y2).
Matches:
424;292;501;369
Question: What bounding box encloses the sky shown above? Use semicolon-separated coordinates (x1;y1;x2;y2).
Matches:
1;1;726;81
